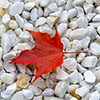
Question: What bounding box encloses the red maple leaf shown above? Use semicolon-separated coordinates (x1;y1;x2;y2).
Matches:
10;31;64;83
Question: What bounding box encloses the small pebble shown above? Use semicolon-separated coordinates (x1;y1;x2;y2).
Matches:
72;0;85;6
50;11;61;18
9;1;24;15
30;8;37;21
68;21;78;30
28;85;42;95
40;0;50;7
63;58;77;71
89;91;99;100
55;81;68;98
55;0;65;6
22;89;34;99
11;91;24;100
84;70;96;83
94;82;100;92
35;17;47;27
75;86;89;97
9;20;18;29
45;79;54;88
14;14;24;28
92;14;100;22
17;74;29;89
24;2;35;11
2;14;10;24
82;92;91;100
4;62;16;72
0;73;15;84
0;0;9;8
23;23;34;31
77;53;86;63
37;7;44;18
68;8;76;19
86;13;96;21
42;88;54;96
5;83;17;95
81;56;98;68
94;70;100;81
47;3;58;12
68;85;79;93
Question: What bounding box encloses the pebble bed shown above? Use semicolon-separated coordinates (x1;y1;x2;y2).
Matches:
0;0;100;100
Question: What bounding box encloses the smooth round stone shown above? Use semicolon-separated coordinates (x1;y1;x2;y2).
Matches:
84;70;96;83
81;56;98;68
9;2;24;15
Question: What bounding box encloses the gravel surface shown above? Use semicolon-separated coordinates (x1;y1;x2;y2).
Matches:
0;0;100;100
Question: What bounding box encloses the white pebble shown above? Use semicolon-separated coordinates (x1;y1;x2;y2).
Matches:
1;91;11;100
87;26;97;40
72;0;85;6
0;0;9;8
86;13;96;21
77;53;86;63
19;31;31;41
81;56;98;68
11;91;24;100
94;82;100;92
2;14;10;24
50;11;61;18
33;77;46;90
69;28;88;41
40;0;50;7
42;88;54;96
89;22;100;28
23;23;34;31
35;17;47;27
14;14;24;28
65;0;73;10
14;28;23;36
58;10;68;23
47;3;58;12
31;8;37;21
22;11;30;19
89;91;99;100
80;36;90;49
84;70;96;83
77;64;87;73
92;14;100;21
55;0;65;6
56;69;69;81
0;24;6;37
13;43;31;54
75;86;89;97
83;2;94;13
55;81;68;98
68;21;78;30
68;85;79;93
3;51;16;61
82;92;91;100
22;89;33;99
37;7;43;18
63;58;77;71
77;17;88;28
28;85;42;95
90;43;100;55
57;23;67;36
16;64;26;74
68;8;76;19
45;79;54;88
39;24;53;35
4;62;16;72
86;0;93;3
5;83;17;95
0;73;15;84
44;7;51;17
26;67;33;75
10;1;24;15
75;6;85;17
33;96;42;100
69;70;79;83
97;25;100;35
94;70;100;81
96;6;100;13
1;33;11;54
9;20;18;29
24;2;35;11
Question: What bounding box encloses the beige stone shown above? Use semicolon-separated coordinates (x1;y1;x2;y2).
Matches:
0;8;5;17
17;74;29;89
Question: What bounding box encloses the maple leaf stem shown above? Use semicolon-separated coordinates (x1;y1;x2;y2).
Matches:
63;50;88;54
